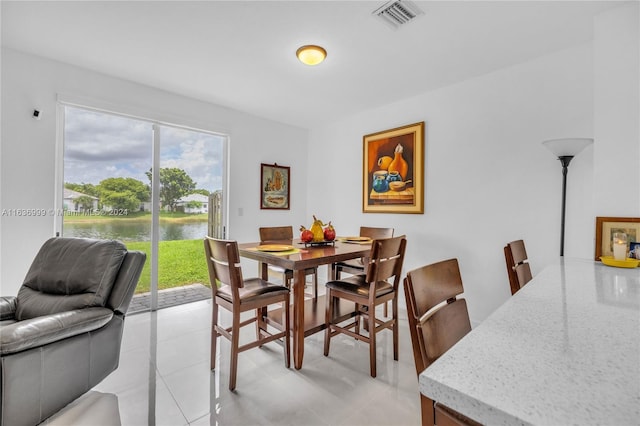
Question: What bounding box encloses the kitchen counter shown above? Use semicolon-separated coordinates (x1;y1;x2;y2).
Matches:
419;258;640;425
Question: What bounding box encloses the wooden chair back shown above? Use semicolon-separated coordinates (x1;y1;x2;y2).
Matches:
365;236;406;287
504;240;532;295
204;237;244;299
259;226;294;242
404;258;472;376
360;226;394;240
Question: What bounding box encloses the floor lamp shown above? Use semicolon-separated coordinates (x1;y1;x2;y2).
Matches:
542;138;593;256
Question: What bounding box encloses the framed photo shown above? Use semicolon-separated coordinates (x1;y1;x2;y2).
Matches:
260;163;290;210
594;217;640;260
362;121;425;214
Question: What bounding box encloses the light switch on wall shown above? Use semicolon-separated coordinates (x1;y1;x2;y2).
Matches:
238;207;243;216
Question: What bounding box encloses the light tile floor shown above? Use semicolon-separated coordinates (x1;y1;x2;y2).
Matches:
43;294;421;426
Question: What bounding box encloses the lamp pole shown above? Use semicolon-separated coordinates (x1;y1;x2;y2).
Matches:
558;156;574;257
542;138;593;258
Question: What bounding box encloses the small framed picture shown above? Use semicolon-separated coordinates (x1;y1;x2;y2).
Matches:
260;163;290;210
629;241;640;259
594;217;640;260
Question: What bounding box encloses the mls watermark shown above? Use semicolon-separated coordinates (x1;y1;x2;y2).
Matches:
1;208;129;217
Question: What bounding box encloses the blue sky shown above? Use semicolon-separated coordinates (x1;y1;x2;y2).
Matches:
64;106;224;192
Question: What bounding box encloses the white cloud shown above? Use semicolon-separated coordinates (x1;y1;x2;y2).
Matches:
64;107;224;191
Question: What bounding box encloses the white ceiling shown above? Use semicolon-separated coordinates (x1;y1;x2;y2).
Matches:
1;1;624;129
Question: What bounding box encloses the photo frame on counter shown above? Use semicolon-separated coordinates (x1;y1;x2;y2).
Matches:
594;216;640;260
260;163;290;210
363;121;424;214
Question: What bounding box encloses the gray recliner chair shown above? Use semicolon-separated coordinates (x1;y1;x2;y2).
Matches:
0;237;146;426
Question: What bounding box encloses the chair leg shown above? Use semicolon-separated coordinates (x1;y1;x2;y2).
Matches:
369;309;377;378
229;311;241;391
256;307;266;345
393;297;399;361
324;290;334;356
211;301;219;370
283;298;291;368
312;269;318;300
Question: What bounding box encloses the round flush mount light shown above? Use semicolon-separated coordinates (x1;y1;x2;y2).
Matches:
296;45;327;66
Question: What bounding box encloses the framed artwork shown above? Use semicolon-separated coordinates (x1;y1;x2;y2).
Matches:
594;217;640;260
362;121;424;214
260;163;290;210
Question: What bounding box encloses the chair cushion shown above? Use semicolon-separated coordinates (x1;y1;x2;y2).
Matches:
326;274;393;298
217;278;289;303
16;238;127;320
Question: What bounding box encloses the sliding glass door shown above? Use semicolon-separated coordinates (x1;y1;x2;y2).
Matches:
59;104;226;311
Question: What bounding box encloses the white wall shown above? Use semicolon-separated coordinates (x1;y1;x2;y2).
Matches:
594;2;640;214
0;48;309;295
308;43;596;324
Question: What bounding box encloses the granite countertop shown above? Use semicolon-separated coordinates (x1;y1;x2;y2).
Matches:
419;258;640;425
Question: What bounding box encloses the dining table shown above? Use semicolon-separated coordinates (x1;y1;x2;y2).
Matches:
419;257;640;425
238;238;373;370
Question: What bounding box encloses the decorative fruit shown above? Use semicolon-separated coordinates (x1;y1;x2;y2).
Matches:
377;156;393;170
388;143;409;181
310;215;326;242
323;222;336;241
300;226;313;243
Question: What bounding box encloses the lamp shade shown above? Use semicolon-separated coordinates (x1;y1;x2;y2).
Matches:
296;45;327;66
542;138;593;158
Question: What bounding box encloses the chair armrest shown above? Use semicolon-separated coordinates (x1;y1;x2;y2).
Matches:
0;307;113;356
0;296;17;320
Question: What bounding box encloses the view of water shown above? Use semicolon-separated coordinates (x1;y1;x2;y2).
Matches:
64;221;208;241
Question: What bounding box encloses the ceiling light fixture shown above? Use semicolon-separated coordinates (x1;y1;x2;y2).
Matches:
296;45;327;66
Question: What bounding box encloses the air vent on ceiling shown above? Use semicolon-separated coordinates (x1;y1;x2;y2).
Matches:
372;0;423;29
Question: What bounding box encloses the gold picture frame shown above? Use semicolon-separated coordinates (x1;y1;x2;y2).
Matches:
594;216;640;260
260;163;290;210
363;122;424;213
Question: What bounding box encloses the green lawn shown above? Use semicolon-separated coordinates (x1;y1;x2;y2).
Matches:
64;212;212;294
125;239;211;293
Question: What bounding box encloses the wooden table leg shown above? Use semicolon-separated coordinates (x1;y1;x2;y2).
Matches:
293;268;306;369
258;262;269;331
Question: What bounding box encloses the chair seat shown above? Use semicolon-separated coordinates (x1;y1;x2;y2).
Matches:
326;274;394;298
217;278;289;303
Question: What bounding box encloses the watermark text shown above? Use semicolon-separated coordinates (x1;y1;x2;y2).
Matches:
1;208;129;217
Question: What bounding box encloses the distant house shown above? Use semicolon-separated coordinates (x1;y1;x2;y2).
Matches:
63;188;99;212
175;193;208;214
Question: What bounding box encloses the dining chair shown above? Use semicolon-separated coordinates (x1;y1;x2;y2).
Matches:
332;226;394;316
204;236;290;391
324;235;406;378
259;226;319;299
504;239;532;295
404;258;477;426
